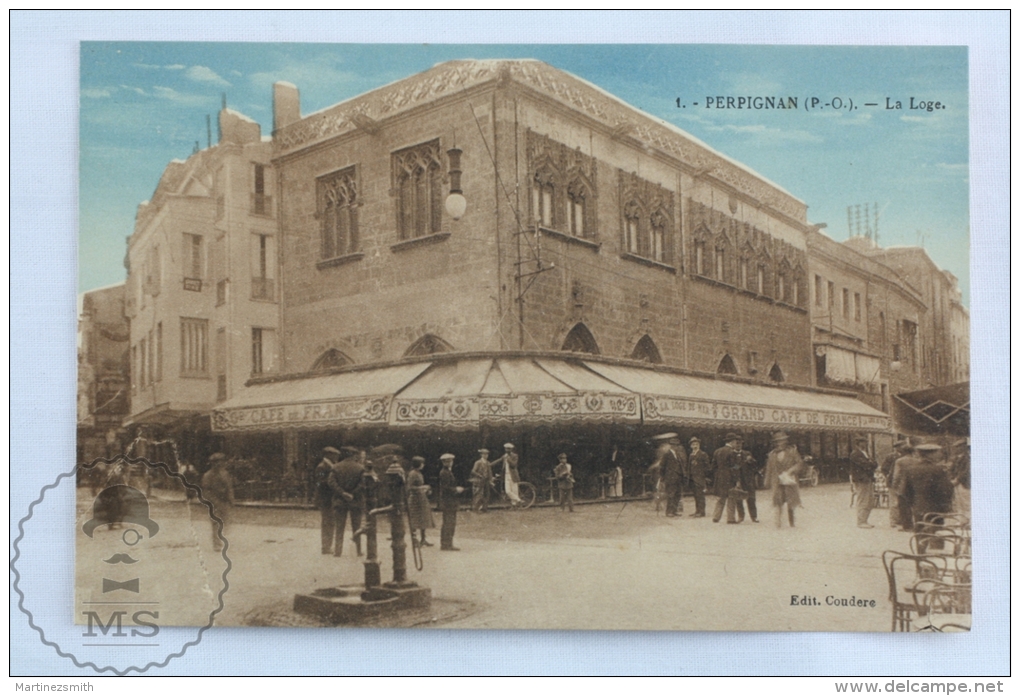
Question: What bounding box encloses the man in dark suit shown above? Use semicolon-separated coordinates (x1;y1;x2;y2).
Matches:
892;441;921;531
653;433;686;518
327;448;366;557
849;434;878;529
735;445;761;523
439;453;464;550
880;438;912;528
711;433;743;524
315;447;339;554
687;437;709;518
902;443;954;535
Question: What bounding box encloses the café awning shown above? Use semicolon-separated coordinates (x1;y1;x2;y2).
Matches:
212;354;891;434
391;357;640;428
211;362;431;432
584;362;891;433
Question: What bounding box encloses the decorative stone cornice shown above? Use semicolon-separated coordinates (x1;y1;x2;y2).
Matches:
274;60;501;152
274;59;807;221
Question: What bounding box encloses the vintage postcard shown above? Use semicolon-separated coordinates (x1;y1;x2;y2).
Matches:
67;41;971;634
14;24;1004;676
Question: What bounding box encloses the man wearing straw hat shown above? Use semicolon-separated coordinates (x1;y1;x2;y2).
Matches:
763;432;803;529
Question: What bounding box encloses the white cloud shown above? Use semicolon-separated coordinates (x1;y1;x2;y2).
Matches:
119;84;147;96
81;87;112;99
186;65;231;87
165;64;186;70
132;62;161;70
152;86;209;106
683;116;824;145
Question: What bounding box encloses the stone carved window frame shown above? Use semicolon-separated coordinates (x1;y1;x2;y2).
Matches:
619;170;675;267
316;165;361;265
687;199;808;310
527;130;598;242
392;139;445;242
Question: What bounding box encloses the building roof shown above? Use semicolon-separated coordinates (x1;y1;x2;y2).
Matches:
274;59;807;222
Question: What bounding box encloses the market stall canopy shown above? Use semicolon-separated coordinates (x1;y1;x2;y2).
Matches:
212;354;891;433
892;381;970;437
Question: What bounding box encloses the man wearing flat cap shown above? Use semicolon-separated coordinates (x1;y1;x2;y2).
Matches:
687;437;709;517
470;448;494;513
849;434;878;529
653;433;686;518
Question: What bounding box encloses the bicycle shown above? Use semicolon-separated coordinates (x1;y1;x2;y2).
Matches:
489;475;537;509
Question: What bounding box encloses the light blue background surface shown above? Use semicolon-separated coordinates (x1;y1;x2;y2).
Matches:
10;11;1009;676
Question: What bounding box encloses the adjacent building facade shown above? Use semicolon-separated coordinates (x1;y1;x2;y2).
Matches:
123;108;280;463
843;240;970;388
77;282;130;463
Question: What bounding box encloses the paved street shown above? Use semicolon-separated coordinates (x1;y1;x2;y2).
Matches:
101;483;911;632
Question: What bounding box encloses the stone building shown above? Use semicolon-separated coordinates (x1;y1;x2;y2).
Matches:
213;60;891;494
805;230;931;467
124;107;280;466
844;239;969;388
77;282;130;464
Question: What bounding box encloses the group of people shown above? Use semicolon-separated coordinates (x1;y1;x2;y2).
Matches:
466;443;524;513
649;430;805;529
858;436;969;532
313;446;469;554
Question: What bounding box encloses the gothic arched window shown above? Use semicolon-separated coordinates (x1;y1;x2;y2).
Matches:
566;179;590;238
561;323;600;355
623;200;642;256
393;140;443;241
312;349;353;372
405;334;454;357
532;167;557;228
630;334;663;364
768;363;785;383
318;167;359;260
717;353;738;375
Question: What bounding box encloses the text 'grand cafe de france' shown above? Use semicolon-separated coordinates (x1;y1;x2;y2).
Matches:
114;60;967;496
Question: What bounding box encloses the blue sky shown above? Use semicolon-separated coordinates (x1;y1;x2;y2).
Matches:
80;43;969;302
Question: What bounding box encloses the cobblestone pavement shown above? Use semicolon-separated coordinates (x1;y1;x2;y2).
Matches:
114;484;910;631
